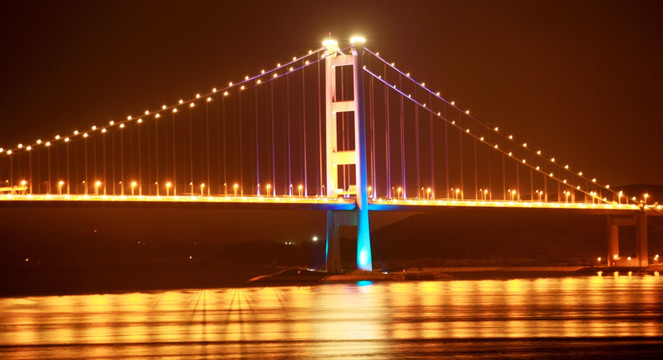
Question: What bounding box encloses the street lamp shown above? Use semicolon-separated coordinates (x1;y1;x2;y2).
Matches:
427;187;432;200
397;187;402;199
131;181;137;196
266;183;271;196
58;180;64;195
368;186;372;198
166;182;172;196
200;183;205;196
644;193;649;205
233;183;239;197
312;235;318;242
298;184;303;197
95;181;101;196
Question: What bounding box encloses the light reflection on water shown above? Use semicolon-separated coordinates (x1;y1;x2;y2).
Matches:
1;275;662;359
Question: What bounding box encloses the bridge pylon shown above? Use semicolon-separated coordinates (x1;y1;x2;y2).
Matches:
323;37;372;272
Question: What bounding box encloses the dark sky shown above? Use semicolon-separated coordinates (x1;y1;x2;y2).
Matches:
0;0;661;186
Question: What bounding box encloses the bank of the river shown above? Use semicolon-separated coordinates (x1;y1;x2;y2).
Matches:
249;264;663;284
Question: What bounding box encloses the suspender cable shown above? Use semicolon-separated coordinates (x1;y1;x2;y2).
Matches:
384;62;391;198
516;160;520;201
102;132;106;195
28;151;32;194
415;103;420;198
488;149;492;200
92;137;97;187
544;172;548;202
238;92;243;196
271;81;276;196
172;111;177;196
55;146;59;193
458;125;463;200
111;131;115;195
206;98;211;196
36;150;41;193
154;117;158;196
9;155;12;193
317;58;323;196
84;136;88;195
444;103;449;199
216;96;222;195
558;181;562;203
369;72;376;198
502;153;506;200
255;86;260;195
222;95;227;196
120;127;124;196
66;141;70;194
189;105;194;196
138;121;142;196
399;75;406;198
286;76;292;195
47;145;51;194
302;65;307;196
474;138;478;200
147;120;152;195
429;93;434;199
530;167;534;202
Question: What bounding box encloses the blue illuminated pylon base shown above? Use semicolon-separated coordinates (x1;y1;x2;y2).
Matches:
325;209;372;273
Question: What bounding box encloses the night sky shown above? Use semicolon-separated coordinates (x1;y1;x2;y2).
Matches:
0;0;661;187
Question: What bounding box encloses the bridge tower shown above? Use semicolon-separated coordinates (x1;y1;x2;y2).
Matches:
323;37;372;272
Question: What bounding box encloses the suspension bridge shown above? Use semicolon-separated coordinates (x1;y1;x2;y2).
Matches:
1;37;660;271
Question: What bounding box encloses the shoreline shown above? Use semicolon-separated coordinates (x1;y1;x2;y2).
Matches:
250;265;663;284
4;264;660;299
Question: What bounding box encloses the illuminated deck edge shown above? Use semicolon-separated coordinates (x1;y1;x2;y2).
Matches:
0;194;659;215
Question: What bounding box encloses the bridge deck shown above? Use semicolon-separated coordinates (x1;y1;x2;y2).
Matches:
1;194;660;216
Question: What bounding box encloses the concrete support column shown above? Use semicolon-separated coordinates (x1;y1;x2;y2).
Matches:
606;216;619;267
325;210;341;273
635;211;648;267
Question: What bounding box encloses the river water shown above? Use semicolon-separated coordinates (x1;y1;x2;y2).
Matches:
1;274;662;359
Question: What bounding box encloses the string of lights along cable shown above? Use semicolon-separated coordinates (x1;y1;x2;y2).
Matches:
0;38;658;214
